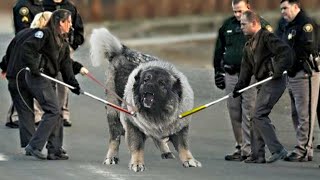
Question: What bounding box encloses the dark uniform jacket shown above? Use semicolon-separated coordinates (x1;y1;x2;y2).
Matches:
43;0;84;50
0;28;38;79
20;28;79;87
235;29;293;90
213;16;272;73
13;0;44;34
276;10;319;76
0;29;83;80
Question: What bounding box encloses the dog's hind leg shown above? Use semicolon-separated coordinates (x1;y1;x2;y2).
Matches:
170;126;202;168
103;110;124;165
125;122;147;172
152;138;175;159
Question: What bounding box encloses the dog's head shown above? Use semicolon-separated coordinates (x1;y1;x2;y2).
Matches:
133;67;182;114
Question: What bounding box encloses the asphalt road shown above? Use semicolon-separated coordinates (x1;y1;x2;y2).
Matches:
0;31;320;180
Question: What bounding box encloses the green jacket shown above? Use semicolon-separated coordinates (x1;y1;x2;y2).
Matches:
213;16;272;72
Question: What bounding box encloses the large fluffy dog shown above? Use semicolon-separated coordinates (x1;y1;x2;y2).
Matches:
90;28;201;172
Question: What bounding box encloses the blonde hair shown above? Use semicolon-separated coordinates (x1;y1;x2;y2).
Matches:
30;11;52;29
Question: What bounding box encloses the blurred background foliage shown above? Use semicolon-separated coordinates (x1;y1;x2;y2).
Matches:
1;0;319;22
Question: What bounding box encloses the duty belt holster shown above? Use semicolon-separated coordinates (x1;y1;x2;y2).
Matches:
303;54;320;74
223;64;239;75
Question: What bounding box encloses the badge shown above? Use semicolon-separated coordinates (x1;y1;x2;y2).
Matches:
303;24;313;32
19;7;29;16
21;16;29;23
288;33;292;40
265;25;273;32
227;30;232;33
34;31;44;39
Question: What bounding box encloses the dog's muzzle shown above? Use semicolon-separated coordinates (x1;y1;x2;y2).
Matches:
142;92;154;108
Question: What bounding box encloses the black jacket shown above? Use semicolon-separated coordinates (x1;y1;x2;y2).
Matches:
235;29;293;89
0;28;39;79
21;28;79;87
276;10;319;75
12;0;44;34
43;0;84;50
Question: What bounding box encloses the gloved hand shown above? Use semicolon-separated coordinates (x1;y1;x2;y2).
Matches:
272;73;283;79
214;71;225;90
80;67;89;76
232;85;242;98
30;68;41;76
232;89;242;98
70;85;82;95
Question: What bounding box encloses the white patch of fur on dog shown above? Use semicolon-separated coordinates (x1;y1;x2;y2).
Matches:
121;61;194;139
89;28;123;67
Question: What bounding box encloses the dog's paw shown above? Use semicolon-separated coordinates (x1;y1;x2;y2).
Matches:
129;163;145;172
161;152;175;159
182;158;202;168
103;157;119;165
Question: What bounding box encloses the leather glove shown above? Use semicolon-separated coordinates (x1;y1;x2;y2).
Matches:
214;71;225;90
80;67;89;76
30;68;41;76
232;85;242;98
272;73;283;79
70;85;82;95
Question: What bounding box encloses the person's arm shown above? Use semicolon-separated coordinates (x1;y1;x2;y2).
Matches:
13;4;33;34
69;6;84;50
213;25;226;72
21;29;47;75
265;32;293;77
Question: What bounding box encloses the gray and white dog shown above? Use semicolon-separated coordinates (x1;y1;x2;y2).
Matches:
90;28;201;172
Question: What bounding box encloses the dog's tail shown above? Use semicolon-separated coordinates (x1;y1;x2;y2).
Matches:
89;28;123;67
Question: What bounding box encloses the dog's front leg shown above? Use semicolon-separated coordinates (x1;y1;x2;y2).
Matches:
170;126;202;168
125;122;146;172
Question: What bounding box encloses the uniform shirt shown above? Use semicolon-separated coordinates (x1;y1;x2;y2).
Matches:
21;28;79;87
235;29;293;89
12;0;44;34
213;16;272;72
276;10;319;75
43;0;84;50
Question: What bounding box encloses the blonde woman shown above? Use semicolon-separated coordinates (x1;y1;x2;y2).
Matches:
0;11;52;148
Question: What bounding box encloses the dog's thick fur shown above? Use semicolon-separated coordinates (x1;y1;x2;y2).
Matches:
90;28;201;172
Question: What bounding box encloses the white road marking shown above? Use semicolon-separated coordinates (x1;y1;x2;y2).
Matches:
80;164;126;180
0;153;9;161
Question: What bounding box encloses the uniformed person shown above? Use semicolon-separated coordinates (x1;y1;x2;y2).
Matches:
21;9;81;160
233;10;293;163
13;0;44;34
213;0;273;161
0;11;52;148
5;0;45;128
276;0;320;162
42;0;85;127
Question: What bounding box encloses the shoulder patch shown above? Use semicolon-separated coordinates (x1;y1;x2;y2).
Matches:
303;24;313;32
19;7;29;16
265;25;273;32
34;31;44;39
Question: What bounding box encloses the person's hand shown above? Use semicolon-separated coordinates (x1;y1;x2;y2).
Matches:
272;73;283;79
214;71;225;90
70;85;82;95
80;67;89;76
232;89;242;98
30;68;41;76
0;71;6;79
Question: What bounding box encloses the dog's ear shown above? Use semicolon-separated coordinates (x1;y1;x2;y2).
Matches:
134;70;141;83
172;77;182;99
